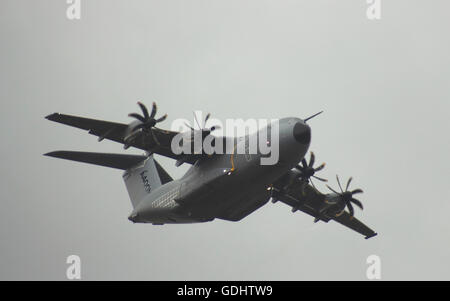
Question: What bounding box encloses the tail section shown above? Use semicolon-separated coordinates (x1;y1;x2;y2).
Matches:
44;151;173;208
123;155;164;208
44;151;147;170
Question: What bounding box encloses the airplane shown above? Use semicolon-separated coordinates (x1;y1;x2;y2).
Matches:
44;102;377;239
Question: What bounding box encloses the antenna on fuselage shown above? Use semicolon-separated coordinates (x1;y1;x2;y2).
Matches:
304;111;324;123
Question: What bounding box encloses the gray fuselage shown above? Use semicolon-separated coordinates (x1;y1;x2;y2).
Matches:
129;117;311;224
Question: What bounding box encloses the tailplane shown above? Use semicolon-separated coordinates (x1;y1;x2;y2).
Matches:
44;151;173;208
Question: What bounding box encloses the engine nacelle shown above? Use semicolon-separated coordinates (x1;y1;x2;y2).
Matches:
322;194;346;217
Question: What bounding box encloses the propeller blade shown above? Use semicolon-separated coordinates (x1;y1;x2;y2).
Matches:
336;175;344;193
345;177;353;191
300;182;306;195
312;175;328;182
123;130;139;143
128;113;146;123
347;202;354;217
184;122;195;131
309;178;317;190
204;113;211;124
326;185;339;194
155;114;167;123
150;129;161;146
193;112;202;130
131;123;145;132
314;163;325;172
202;129;211;137
137;102;149;119
350;198;363;210
309;152;315;167
150;102;157;119
351;188;364;195
301;158;308;168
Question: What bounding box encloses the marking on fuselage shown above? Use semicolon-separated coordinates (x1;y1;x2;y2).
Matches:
151;187;180;209
140;171;151;193
230;144;237;172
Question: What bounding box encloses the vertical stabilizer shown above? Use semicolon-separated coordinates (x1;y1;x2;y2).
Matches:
123;155;162;208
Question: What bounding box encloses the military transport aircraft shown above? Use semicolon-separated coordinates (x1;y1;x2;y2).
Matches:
45;102;377;239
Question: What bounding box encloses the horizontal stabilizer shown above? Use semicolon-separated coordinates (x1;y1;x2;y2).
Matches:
44;151;147;170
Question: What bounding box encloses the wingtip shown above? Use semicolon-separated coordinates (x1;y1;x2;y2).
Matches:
45;113;59;120
43;151;64;157
365;232;378;239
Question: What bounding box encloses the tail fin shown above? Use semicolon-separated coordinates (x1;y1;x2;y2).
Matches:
123;155;166;208
44;151;173;208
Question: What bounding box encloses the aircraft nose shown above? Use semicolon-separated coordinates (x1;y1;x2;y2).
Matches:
293;121;311;144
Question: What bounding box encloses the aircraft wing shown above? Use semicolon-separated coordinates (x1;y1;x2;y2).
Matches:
272;180;377;239
272;181;330;219
45;113;200;164
331;211;378;239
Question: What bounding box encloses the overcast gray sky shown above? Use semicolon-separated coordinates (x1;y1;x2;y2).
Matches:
1;0;449;280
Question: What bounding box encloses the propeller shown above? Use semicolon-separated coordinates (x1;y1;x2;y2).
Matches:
173;112;221;167
128;101;167;132
124;102;167;148
185;112;221;139
326;175;364;217
294;151;327;189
